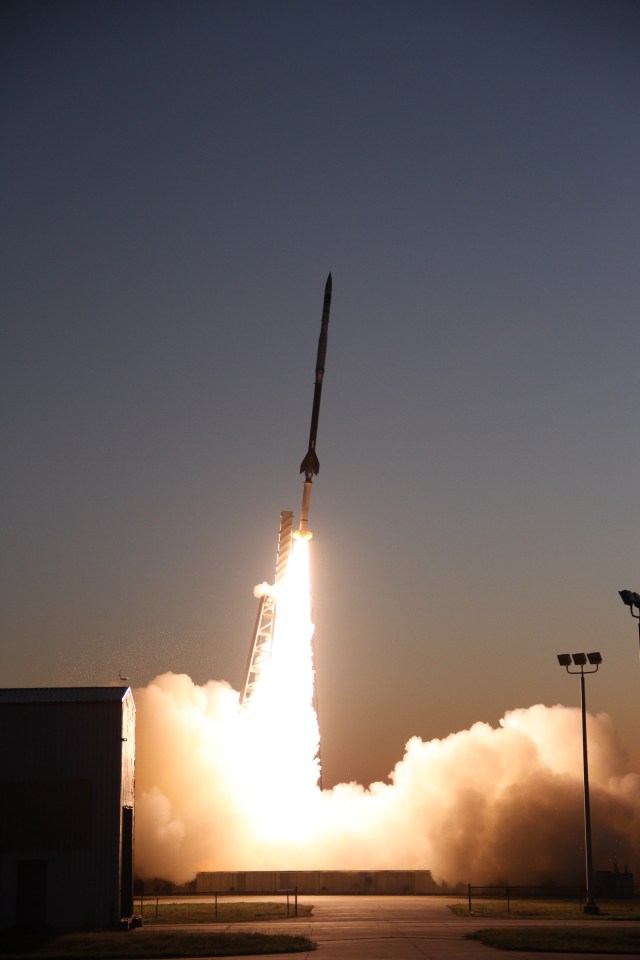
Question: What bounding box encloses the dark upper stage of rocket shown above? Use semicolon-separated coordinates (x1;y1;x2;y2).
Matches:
300;273;332;481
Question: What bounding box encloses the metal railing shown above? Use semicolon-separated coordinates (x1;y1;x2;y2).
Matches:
137;888;299;920
466;883;639;913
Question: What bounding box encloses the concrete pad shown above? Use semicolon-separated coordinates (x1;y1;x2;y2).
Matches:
159;894;624;960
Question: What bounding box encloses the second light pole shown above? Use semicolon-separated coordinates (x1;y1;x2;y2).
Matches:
556;651;602;915
618;590;640;665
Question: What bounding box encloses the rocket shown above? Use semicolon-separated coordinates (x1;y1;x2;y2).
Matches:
297;273;332;538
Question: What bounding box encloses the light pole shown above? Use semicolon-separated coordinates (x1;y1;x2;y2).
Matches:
618;590;640;665
556;651;602;915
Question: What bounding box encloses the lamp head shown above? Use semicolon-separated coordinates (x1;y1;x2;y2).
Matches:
619;589;640;609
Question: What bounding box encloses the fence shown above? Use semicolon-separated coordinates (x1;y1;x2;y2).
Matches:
466;883;640;913
137;888;299;920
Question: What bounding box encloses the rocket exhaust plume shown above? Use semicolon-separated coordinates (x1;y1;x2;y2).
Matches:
131;274;640;887
134;685;640;884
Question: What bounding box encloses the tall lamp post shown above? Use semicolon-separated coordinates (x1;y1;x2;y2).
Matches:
556;651;602;915
618;590;640;665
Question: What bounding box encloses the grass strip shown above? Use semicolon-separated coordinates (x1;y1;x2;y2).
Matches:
450;899;640;919
468;925;640;953
0;929;314;958
140;901;313;924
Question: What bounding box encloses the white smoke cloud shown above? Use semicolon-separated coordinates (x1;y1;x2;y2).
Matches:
253;582;275;599
134;673;640;886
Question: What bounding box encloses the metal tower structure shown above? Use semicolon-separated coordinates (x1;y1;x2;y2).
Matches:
239;510;294;707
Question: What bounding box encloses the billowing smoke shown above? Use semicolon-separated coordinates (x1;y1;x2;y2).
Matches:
134;536;639;885
134;673;640;886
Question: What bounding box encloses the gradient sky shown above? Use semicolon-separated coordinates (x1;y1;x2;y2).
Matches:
2;0;639;789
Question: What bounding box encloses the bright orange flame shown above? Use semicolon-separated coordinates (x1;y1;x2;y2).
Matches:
235;537;321;840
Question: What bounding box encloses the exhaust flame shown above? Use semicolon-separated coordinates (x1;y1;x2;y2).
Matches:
134;537;640;886
235;537;320;839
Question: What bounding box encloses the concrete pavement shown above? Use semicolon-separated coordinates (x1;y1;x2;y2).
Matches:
186;894;629;960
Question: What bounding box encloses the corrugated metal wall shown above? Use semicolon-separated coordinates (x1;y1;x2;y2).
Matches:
0;688;135;929
195;869;438;895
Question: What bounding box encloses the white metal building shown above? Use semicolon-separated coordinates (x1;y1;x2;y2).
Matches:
195;870;438;895
0;687;135;929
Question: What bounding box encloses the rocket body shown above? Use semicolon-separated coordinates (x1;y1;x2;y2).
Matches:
297;273;332;536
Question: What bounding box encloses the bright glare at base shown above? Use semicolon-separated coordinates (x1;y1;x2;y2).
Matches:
293;527;313;541
235;536;321;841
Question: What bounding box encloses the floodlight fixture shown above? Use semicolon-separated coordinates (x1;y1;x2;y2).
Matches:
618;587;640;666
619;589;638;608
557;652;601;675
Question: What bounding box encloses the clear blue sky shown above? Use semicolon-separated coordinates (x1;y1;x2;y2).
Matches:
2;0;639;787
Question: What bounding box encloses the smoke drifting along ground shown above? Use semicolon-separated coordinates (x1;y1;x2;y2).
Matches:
134;538;640;886
134;677;640;886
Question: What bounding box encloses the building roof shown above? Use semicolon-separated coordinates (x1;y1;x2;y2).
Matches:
0;686;132;704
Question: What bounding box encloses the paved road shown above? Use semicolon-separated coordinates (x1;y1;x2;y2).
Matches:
158;894;628;960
